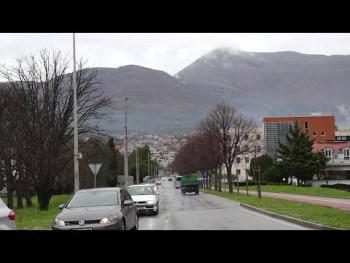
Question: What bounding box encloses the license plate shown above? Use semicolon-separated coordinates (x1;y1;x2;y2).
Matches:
72;228;93;230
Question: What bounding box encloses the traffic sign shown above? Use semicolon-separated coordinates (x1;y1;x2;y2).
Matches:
89;163;102;188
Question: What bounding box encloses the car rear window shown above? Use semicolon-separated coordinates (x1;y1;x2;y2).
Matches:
176;177;182;181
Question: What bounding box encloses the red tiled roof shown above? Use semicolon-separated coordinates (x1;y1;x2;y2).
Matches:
312;141;350;152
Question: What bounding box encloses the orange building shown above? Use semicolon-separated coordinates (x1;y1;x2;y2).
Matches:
263;115;335;160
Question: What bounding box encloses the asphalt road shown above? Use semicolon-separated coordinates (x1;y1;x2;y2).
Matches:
139;179;310;230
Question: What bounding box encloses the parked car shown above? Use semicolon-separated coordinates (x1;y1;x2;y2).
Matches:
126;184;159;215
0;198;16;230
52;187;138;230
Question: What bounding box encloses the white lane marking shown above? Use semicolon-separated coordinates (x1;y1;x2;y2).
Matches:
163;212;170;230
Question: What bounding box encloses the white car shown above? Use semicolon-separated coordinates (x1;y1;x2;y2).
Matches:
126;185;159;215
0;198;16;230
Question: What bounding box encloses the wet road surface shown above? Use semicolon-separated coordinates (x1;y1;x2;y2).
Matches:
139;179;310;230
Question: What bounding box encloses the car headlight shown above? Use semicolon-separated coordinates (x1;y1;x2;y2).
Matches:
147;200;154;205
54;218;65;227
100;215;118;224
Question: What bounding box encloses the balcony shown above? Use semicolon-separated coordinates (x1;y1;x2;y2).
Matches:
328;158;350;165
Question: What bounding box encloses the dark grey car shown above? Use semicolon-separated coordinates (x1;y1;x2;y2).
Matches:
52;187;138;230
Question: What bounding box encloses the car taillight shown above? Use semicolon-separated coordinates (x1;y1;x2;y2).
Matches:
8;210;15;221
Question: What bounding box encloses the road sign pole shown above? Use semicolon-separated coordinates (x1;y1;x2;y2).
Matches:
94;166;97;188
89;163;102;189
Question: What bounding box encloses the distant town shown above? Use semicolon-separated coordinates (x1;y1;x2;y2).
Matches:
114;132;189;171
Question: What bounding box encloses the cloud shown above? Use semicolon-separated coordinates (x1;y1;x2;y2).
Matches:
336;104;350;122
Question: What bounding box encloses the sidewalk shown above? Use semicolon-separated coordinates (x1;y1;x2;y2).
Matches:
218;187;350;212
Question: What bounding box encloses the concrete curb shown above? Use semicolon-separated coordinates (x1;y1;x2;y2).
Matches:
239;203;344;230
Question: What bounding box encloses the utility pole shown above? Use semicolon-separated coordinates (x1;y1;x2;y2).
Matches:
136;146;139;184
124;98;129;187
148;151;150;179
151;160;153;178
73;33;79;193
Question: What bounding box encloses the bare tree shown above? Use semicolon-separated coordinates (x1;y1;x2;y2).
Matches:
0;86;28;208
0;49;112;210
197;122;223;190
201;102;256;194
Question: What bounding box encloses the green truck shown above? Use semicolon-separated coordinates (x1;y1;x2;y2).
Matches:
181;174;199;195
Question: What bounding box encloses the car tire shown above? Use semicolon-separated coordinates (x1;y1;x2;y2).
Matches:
121;219;126;230
132;213;139;230
154;204;159;215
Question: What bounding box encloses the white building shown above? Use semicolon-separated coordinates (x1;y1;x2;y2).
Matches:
222;127;264;182
312;141;350;180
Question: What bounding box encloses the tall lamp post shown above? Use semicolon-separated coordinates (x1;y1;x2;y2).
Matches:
136;146;139;184
148;151;150;179
124;97;129;187
73;33;79;193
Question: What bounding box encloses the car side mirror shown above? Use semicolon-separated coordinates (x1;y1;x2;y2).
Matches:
58;204;65;210
124;200;133;206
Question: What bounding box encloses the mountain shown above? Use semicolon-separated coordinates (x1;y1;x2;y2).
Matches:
176;47;350;125
5;48;350;135
95;65;217;134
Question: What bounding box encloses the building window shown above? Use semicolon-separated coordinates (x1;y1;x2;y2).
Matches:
244;134;249;140
324;149;332;160
236;169;241;176
245;157;249;163
246;169;250;176
236;157;240;163
343;149;350;160
337;136;342;141
256;146;261;152
313;131;317;136
305;122;309;131
321;131;325;136
342;136;347;140
256;134;261;140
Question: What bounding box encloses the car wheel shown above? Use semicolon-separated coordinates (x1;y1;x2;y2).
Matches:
121;219;126;230
154;204;159;215
132;213;139;230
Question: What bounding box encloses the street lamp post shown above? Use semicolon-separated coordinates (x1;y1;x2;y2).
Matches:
124;98;129;187
136;146;139;184
148;151;150;179
73;33;79;193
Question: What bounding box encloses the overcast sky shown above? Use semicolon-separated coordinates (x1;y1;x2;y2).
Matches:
1;33;350;76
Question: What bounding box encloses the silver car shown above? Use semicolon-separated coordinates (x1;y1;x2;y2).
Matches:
52;187;139;230
126;185;159;215
0;198;16;230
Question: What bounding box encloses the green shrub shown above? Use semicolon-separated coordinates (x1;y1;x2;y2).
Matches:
321;184;350;192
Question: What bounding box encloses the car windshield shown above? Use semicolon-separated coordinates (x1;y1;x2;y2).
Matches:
66;190;119;208
127;186;154;196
